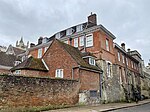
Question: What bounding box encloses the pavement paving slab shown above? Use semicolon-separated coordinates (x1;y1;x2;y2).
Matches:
44;99;150;112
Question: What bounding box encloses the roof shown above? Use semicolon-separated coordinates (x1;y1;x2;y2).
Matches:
11;56;48;72
0;52;16;67
56;39;102;72
114;43;139;63
81;52;97;58
13;47;26;55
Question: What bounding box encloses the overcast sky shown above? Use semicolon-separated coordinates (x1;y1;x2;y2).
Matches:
0;0;149;65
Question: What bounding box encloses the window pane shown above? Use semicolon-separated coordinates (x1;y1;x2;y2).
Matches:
118;52;120;61
86;34;93;47
74;38;78;47
79;36;84;46
38;48;42;58
106;39;109;51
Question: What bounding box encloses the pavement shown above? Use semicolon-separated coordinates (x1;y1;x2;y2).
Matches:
44;99;150;112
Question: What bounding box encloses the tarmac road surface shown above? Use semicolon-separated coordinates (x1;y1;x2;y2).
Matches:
111;102;150;112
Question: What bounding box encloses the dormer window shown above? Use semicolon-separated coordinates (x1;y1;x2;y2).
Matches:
55;33;61;39
76;24;83;32
14;61;21;66
66;28;74;35
89;57;95;66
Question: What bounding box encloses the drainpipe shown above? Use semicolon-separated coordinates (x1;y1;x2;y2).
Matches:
100;71;103;98
83;33;86;52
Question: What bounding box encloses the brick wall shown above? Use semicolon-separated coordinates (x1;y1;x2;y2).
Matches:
79;69;100;91
43;40;78;79
0;69;10;74
0;75;80;107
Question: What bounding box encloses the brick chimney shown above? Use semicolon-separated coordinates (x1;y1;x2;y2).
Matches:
121;43;125;50
88;12;97;25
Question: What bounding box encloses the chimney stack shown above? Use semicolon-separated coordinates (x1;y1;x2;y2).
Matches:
121;43;125;50
127;48;130;52
30;43;35;48
88;13;97;26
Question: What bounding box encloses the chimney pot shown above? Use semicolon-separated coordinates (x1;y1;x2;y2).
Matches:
121;43;125;50
127;48;130;52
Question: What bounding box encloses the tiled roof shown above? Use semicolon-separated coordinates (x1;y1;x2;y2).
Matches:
81;52;97;58
57;39;102;72
0;52;16;67
11;56;48;72
12;47;26;55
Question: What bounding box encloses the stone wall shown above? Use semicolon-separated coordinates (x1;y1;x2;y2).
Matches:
0;75;80;107
97;60;125;103
0;69;10;74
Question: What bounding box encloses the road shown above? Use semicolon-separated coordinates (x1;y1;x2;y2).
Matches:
111;103;150;112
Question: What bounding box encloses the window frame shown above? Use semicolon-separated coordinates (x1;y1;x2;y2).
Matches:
106;39;110;51
118;51;121;61
106;61;112;78
89;57;95;66
55;69;63;78
79;36;84;46
74;38;78;47
38;48;42;58
86;33;93;47
122;55;125;63
76;25;83;32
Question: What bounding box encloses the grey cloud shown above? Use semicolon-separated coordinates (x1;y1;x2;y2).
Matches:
0;0;149;64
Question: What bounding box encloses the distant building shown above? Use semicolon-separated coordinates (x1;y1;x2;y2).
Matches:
11;39;103;104
0;46;7;52
16;37;29;50
11;13;146;103
0;52;16;74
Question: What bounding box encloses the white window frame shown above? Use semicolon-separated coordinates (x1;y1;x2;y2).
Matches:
76;25;83;32
126;58;128;65
122;55;125;63
79;36;84;46
131;61;133;68
106;61;112;77
55;33;61;39
38;48;42;58
44;47;48;53
86;33;93;47
66;28;74;35
15;70;21;74
106;39;109;51
15;61;21;66
74;38;78;47
118;51;120;61
55;69;63;78
89;57;95;66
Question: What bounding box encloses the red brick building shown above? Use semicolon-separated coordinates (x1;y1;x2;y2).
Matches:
114;43;141;101
12;13;142;103
12;39;103;104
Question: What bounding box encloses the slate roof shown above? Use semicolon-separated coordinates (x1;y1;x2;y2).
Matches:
0;52;16;67
57;39;102;72
11;56;48;72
